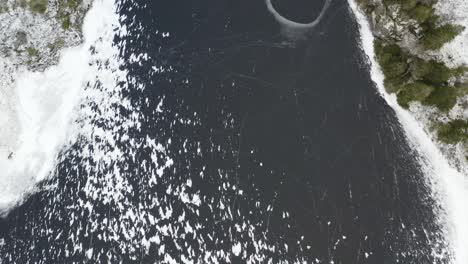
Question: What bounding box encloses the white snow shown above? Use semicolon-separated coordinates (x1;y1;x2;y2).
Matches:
232;242;242;256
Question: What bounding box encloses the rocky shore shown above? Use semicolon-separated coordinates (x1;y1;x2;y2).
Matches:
355;0;468;174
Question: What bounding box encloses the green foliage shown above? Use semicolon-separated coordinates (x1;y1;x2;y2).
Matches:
409;4;433;23
411;59;457;85
410;58;432;80
421;24;465;50
423;86;458;111
18;0;28;8
402;58;467;110
0;3;9;13
67;0;80;9
15;31;28;46
453;66;468;78
383;77;407;93
62;14;70;29
384;60;408;78
29;0;48;13
397;81;434;108
437;120;468;144
26;47;38;57
455;83;468;96
382;0;402;7
401;0;418;11
374;40;409;78
58;0;83;14
374;39;409;92
57;0;84;30
47;38;65;50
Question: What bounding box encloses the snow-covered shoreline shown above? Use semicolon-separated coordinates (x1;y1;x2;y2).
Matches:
0;0;119;215
418;0;468;177
349;0;468;263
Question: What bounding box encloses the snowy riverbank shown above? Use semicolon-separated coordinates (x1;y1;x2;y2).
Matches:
349;0;468;263
0;0;116;214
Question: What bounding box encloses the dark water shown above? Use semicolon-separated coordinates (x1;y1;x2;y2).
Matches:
271;0;326;23
0;0;448;263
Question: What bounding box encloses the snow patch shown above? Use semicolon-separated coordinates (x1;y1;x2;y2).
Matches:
432;0;468;68
232;242;242;256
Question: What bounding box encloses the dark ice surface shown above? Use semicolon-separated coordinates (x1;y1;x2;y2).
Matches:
0;0;448;263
